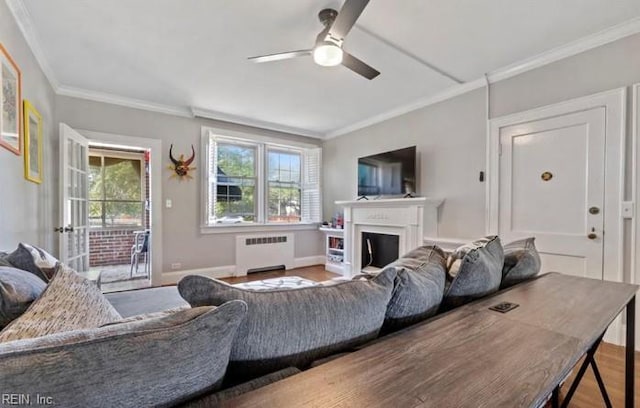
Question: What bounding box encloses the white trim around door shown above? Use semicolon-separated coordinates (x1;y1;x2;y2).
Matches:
78;129;164;288
487;88;627;344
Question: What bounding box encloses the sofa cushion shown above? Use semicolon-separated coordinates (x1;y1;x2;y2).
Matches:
178;268;396;381
0;267;47;328
5;243;59;282
501;237;541;288
0;302;247;408
376;245;446;332
0;264;121;342
442;236;504;309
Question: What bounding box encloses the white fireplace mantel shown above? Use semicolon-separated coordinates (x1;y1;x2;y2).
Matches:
336;197;443;277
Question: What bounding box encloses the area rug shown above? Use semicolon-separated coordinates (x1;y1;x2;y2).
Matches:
233;276;320;291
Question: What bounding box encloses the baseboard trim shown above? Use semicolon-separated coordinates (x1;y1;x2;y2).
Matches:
161;256;326;285
293;255;326;269
161;265;236;285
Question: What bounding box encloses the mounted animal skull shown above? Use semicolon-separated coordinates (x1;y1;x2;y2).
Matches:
168;144;196;179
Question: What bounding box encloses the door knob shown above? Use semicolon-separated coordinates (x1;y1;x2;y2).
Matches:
587;233;597;240
64;226;74;233
589;207;600;215
54;227;64;233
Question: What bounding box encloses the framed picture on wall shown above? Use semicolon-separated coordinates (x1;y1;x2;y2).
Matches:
23;100;42;184
0;43;22;155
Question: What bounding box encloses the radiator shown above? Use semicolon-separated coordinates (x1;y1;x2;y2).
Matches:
235;233;295;275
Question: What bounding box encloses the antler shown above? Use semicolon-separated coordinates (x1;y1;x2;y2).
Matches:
169;144;179;165
184;145;196;166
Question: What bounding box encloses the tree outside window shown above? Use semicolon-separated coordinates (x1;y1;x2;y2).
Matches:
211;143;256;223
268;150;301;223
89;150;146;228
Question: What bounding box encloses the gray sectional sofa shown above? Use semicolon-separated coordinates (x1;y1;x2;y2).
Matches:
0;236;541;407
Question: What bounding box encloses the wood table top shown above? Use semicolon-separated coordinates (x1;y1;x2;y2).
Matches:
223;273;638;408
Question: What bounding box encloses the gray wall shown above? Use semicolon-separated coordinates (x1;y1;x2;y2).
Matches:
0;0;56;252
324;32;640;240
55;96;324;271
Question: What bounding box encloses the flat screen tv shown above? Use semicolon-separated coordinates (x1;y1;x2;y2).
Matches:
357;146;416;197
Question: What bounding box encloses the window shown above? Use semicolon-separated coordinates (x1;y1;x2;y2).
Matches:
89;149;146;228
268;149;301;223
205;132;321;227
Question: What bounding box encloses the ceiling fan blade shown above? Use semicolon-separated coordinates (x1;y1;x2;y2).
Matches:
248;50;312;63
329;0;370;41
342;52;380;80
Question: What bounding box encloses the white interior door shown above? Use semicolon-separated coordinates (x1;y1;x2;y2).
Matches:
498;108;606;279
59;123;90;272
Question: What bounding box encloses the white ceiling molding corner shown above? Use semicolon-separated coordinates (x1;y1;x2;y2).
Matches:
57;85;193;118
325;16;640;139
488;16;640;83
324;78;487;139
8;0;640;142
5;0;60;90
191;107;324;139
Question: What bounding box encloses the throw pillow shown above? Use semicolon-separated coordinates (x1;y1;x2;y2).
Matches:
6;243;59;282
0;264;121;342
0;267;47;328
178;267;397;382
501;237;541;288
372;245;446;333
0;302;247;408
442;236;504;309
0;252;13;268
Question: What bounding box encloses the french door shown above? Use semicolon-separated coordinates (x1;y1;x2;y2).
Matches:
58;123;90;272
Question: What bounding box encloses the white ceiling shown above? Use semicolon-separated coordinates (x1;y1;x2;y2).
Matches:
14;0;640;137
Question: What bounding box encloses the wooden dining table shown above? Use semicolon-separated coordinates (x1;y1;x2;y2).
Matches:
223;273;637;408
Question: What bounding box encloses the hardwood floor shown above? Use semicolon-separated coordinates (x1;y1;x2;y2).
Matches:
223;265;638;406
556;342;640;407
220;264;339;284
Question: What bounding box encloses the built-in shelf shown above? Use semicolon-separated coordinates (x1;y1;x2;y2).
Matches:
319;227;345;234
321;227;345;275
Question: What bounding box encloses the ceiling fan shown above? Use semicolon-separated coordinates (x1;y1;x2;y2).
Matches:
248;0;380;80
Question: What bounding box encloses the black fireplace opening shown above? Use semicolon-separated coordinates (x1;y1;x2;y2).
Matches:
361;232;400;269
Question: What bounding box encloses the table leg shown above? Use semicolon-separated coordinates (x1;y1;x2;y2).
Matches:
551;386;560;408
626;295;635;408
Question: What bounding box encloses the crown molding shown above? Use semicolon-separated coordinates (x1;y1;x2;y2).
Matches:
57;85;193;118
488;16;640;83
325;16;640;139
5;0;60;89
191;107;324;139
324;78;487;139
7;0;640;141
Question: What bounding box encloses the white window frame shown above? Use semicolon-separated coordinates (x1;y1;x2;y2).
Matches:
200;127;322;234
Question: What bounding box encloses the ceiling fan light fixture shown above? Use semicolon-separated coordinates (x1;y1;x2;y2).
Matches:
313;43;343;67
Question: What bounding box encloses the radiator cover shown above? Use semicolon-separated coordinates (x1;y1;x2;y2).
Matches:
235;233;295;275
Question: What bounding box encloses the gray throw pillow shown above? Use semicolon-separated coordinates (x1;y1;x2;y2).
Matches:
6;243;59;282
501;237;541;289
0;264;121;342
0;252;13;268
0;302;247;408
0;267;47;328
178;268;396;382
442;236;504;309
374;245;446;333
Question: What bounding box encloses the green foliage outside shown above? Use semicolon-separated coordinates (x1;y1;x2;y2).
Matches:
89;156;144;227
213;145;301;223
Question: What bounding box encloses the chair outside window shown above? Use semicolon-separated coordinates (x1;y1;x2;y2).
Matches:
130;230;150;278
